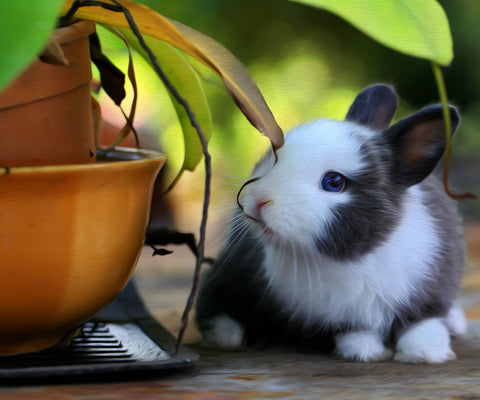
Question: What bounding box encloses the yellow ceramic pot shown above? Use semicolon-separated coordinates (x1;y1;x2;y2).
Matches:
0;148;165;355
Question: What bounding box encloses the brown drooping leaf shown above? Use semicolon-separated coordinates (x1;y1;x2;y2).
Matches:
39;38;69;66
101;26;139;149
145;227;197;257
89;31;126;106
62;0;284;150
168;19;284;149
151;248;174;256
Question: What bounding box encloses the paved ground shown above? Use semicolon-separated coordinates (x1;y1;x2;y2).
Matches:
1;225;479;399
2;335;480;399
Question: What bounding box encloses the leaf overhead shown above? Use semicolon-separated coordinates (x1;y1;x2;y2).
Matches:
0;0;64;90
106;25;213;176
62;0;284;150
288;0;454;66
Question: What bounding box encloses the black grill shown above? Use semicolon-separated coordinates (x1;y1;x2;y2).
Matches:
69;322;134;361
0;280;198;380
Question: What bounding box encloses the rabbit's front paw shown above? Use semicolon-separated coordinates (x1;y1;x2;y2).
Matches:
335;331;393;362
394;318;456;364
201;314;245;350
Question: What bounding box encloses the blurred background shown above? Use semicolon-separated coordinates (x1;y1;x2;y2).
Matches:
94;0;480;340
97;0;480;221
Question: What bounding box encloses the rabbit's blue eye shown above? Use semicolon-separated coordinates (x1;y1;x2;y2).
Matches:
321;172;346;193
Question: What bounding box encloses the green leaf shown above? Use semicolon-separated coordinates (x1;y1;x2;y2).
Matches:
0;0;64;90
105;25;212;174
63;0;284;150
289;0;453;66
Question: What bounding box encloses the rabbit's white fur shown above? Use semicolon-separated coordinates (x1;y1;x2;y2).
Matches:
202;315;245;350
228;120;464;361
394;319;456;363
261;188;439;331
196;85;466;364
242;120;365;233
335;331;393;362
243;121;438;335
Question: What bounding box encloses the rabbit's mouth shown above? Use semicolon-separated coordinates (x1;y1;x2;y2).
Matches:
257;221;277;242
261;222;273;236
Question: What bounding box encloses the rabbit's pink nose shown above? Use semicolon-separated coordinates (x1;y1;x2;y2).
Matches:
247;199;272;222
256;199;272;213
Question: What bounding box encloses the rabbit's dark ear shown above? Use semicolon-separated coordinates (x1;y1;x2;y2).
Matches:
345;84;398;131
384;105;460;187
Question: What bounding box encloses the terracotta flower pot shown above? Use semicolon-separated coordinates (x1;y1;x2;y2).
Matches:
0;20;96;167
0;148;165;355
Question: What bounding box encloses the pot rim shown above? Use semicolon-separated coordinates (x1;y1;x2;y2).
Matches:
1;148;165;176
53;20;96;45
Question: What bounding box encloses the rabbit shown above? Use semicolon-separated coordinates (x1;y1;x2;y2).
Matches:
195;84;467;363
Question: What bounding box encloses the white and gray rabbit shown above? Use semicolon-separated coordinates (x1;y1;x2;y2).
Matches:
196;84;467;363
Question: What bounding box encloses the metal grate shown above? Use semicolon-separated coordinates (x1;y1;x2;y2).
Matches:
0;321;170;370
68;321;171;362
70;322;132;361
0;280;198;380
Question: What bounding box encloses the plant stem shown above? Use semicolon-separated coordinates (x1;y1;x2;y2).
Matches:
107;0;212;353
431;62;476;200
64;0;213;352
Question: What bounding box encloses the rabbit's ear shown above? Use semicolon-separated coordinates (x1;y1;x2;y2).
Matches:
345;84;398;131
384;105;460;187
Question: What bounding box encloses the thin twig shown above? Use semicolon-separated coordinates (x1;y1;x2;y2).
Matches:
107;25;140;149
431;63;476;200
109;0;212;354
236;144;278;220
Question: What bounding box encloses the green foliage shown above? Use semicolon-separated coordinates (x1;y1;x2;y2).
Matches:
0;0;64;90
65;0;284;181
288;0;453;66
106;26;213;180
